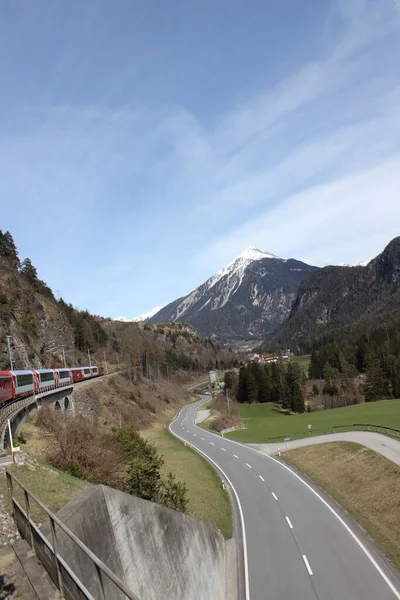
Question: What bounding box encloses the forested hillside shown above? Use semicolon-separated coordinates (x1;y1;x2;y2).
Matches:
0;230;239;374
225;361;305;413
271;237;400;350
269;237;400;404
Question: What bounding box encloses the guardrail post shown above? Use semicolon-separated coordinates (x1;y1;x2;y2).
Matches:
6;471;17;526
95;564;106;600
24;490;35;550
50;516;64;598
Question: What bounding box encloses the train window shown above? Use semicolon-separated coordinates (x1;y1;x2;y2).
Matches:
59;370;70;379
84;368;90;375
0;378;11;390
40;371;54;383
16;374;33;387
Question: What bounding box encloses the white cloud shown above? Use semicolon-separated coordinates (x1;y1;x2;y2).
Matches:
197;156;400;269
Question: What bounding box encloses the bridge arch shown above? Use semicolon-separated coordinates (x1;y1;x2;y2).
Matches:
54;400;62;411
64;397;70;412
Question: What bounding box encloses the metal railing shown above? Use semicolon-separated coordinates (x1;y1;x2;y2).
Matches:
6;471;141;600
262;423;400;443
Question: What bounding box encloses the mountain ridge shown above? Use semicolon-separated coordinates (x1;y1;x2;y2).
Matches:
270;236;400;349
148;247;318;343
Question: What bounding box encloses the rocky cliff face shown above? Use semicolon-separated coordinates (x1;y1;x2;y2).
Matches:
272;237;400;347
148;247;318;344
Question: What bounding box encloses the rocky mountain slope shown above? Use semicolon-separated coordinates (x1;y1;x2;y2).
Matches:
148;247;318;344
0;230;238;372
271;237;400;349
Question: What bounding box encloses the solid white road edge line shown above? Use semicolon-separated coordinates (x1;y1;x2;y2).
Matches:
234;454;239;458
189;401;400;600
302;555;313;576
169;406;250;600
285;516;293;529
265;453;400;599
272;492;278;501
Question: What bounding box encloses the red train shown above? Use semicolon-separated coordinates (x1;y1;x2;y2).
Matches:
0;366;104;408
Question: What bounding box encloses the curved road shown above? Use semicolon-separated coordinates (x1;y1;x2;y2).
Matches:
170;398;400;600
253;430;400;466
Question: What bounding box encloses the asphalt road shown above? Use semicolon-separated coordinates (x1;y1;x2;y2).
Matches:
253;430;400;466
170;398;400;600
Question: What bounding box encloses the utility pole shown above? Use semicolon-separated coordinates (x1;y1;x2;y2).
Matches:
62;348;67;368
6;336;14;371
103;351;108;374
88;349;92;367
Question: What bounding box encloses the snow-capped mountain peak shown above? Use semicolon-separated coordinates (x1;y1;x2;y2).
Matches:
208;247;280;291
147;245;318;342
115;306;163;323
236;246;278;261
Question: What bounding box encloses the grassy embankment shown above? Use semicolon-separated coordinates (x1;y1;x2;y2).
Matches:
283;442;400;570
0;461;87;525
11;383;232;540
226;398;400;443
292;354;311;372
143;408;232;539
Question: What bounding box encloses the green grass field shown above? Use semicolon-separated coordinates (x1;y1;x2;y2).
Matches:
144;412;232;539
226;399;400;443
292;354;311;372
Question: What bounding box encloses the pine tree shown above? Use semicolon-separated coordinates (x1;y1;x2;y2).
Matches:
364;355;390;402
20;258;38;285
258;367;271;403
0;230;20;269
237;366;248;403
246;369;258;404
286;362;305;413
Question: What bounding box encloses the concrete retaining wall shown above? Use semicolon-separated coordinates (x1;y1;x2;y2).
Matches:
41;485;226;600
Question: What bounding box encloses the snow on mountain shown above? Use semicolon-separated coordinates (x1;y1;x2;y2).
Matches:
148;246;318;342
336;260;370;267
207;246;280;292
115;306;163;323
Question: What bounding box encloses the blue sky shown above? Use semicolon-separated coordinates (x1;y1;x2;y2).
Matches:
1;0;400;318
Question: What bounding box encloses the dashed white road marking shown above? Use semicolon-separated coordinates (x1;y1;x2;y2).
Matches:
201;437;205;440
210;442;214;445
221;448;226;452
246;463;252;469
285;516;294;529
233;454;239;459
259;475;265;482
303;555;313;576
272;492;278;501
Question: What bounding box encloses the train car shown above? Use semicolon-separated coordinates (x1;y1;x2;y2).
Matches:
90;366;99;377
98;367;104;377
70;368;84;383
55;368;72;386
82;366;92;379
11;370;35;398
33;369;56;392
0;371;14;406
